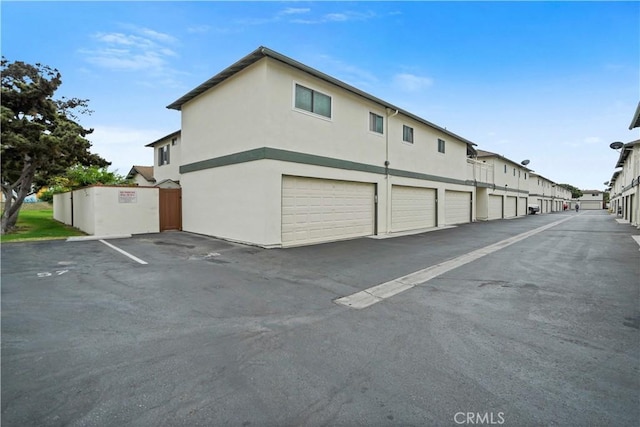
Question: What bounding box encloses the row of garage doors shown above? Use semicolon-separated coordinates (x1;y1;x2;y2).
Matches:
488;195;527;219
281;176;472;246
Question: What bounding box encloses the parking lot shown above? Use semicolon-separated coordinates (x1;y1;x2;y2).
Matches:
2;210;639;426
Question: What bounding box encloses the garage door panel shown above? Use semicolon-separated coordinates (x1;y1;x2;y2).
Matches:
488;195;502;220
391;185;436;232
282;176;375;246
445;191;471;225
505;196;517;218
518;198;527;216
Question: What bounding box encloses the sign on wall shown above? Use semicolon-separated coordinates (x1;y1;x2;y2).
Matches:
118;190;137;203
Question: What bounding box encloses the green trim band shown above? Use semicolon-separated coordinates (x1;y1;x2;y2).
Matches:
181;147;475;187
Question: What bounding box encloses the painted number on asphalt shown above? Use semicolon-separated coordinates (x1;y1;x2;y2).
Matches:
37;270;68;277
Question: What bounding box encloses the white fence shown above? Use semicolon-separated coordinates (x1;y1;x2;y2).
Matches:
53;186;159;236
467;158;494;184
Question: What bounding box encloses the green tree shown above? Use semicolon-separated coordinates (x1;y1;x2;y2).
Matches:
38;165;130;203
1;58;108;234
558;184;583;199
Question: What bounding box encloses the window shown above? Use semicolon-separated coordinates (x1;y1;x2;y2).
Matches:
158;144;170;166
171;137;178;146
504;165;507;174
369;112;384;134
295;84;331;118
438;138;445;153
403;125;414;143
513;168;516;176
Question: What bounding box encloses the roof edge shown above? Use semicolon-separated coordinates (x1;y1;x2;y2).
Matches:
166;46;477;147
629;101;640;130
145;130;181;147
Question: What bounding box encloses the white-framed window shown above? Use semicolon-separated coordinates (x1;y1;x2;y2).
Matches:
294;83;331;119
171;137;178;146
438;138;445;153
403;125;414;143
158;144;170;166
369;112;384;134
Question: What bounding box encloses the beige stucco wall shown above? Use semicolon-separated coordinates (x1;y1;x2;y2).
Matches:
177;56;484;246
91;186;159;235
53;192;72;225
180;158;476;247
131;174;152;187
181;61;269;165
53;186;159;236
612;143;639;226
528;174;557;212
180;58;472;181
153;134;181;184
72;187;96;235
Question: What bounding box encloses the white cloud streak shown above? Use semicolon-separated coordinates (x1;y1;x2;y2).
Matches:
79;25;187;88
90;125;169;174
393;73;434;92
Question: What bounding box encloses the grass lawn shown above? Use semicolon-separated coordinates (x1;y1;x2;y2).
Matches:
1;203;86;243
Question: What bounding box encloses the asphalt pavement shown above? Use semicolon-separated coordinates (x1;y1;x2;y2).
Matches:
2;210;638;426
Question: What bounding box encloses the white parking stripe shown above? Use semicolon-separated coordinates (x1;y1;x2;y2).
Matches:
335;215;575;309
99;239;148;265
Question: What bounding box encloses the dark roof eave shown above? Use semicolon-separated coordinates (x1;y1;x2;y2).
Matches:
629;101;640;130
476;149;533;171
166;46;477;148
145;130;181;147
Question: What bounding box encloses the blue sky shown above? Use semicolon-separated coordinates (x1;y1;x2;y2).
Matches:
2;1;638;190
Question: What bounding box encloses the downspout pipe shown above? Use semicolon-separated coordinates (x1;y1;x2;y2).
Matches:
385;108;399;176
385;108;399;235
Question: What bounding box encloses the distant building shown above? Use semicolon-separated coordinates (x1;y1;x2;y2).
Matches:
576;190;604;210
126;165;155;186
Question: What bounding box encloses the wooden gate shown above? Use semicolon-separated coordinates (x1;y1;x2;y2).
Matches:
159;188;182;231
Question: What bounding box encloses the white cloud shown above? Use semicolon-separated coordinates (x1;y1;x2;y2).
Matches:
82;29;177;71
89;126;171;174
187;25;211;34
80;25;186;87
583;136;601;145
313;54;379;88
137;27;177;44
279;7;310;15
325;13;349;22
393;73;434;92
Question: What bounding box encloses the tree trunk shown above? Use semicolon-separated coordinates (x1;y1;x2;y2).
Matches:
1;161;37;234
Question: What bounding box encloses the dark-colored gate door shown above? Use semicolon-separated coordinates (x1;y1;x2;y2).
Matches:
159;188;182;231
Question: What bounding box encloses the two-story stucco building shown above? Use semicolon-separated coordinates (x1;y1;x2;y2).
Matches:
144;130;182;188
576;190;605;210
472;150;531;220
161;46;489;247
528;173;568;213
609;140;640;226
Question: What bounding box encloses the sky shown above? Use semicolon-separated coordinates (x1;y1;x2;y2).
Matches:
2;1;639;190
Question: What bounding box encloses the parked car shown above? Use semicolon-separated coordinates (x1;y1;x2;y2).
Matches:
528;204;540;214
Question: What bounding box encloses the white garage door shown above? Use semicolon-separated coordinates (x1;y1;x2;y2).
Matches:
282;176;375;246
488;195;503;220
537;198;543;213
505;196;517;218
518;197;527;216
445;190;471;225
391;185;436;232
580;200;601;210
